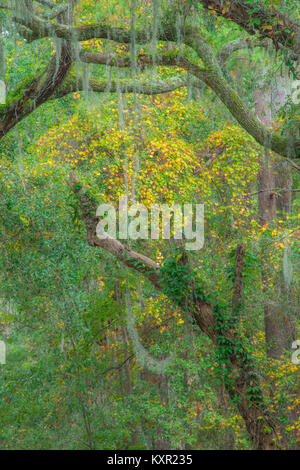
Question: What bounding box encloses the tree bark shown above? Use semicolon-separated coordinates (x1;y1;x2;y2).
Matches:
255;78;296;361
255;74;297;448
0;40;72;137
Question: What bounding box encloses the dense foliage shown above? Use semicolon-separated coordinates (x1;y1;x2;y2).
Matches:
0;0;299;450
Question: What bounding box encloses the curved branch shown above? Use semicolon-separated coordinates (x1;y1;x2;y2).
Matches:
67;172;279;450
0;41;72;137
55;75;188;99
198;0;300;59
44;4;69;21
79;49;180;68
66;172;162;289
34;0;56;7
9;5;300;162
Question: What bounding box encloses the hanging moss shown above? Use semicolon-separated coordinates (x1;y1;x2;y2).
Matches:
0;73;38;115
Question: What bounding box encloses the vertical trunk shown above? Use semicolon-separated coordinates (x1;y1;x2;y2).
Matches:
255;77;296;360
255;76;297;448
155;373;171;450
258;164;276;226
273;158;298;450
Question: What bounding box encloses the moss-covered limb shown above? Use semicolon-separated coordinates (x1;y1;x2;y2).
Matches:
79;48;181;68
198;0;300;59
0;73;38;115
183;29;300;161
68;176;279;448
33;40;72;102
160;254;279;449
66;178;280;447
79;45;203;78
141;250;278;448
232;244;246;317
15;24;40;41
200;69;300;160
0;75;39;135
0;41;72;138
192;288;278;449
66;173;162;289
43;3;68;20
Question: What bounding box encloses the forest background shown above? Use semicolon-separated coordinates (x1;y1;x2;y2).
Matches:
0;0;299;450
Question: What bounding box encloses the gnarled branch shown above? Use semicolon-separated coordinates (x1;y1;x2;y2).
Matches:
66;172;162;289
198;0;300;59
67;172;279;450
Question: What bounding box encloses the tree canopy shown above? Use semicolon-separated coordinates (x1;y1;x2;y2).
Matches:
0;0;299;451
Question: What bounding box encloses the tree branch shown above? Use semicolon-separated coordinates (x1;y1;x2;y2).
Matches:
184;28;300;161
79;49;181;69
